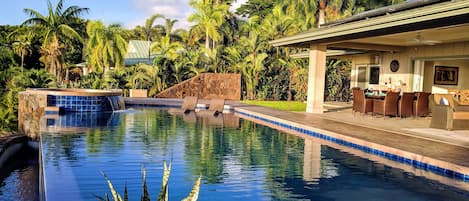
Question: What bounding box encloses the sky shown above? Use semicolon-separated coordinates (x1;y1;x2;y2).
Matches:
0;0;247;29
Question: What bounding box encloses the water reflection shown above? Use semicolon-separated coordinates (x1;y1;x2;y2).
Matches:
0;147;39;201
40;108;469;201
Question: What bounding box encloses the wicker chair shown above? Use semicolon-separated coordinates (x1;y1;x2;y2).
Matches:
430;94;469;130
413;92;431;117
353;89;373;115
350;87;360;106
373;91;399;117
398;92;415;118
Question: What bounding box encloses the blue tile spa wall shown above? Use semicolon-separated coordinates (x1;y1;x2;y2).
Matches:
47;95;119;112
46;112;121;128
235;110;469;182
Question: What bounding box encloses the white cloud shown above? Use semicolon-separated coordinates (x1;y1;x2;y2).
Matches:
128;0;248;30
231;0;248;12
129;0;194;29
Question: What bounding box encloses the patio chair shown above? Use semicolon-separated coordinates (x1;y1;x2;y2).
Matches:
350;87;360;104
353;89;373;115
413;92;431;117
168;96;198;114
197;98;225;116
430;94;469;130
398;92;415;118
373;91;399;117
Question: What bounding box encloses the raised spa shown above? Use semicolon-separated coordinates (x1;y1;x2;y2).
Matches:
25;88;125;112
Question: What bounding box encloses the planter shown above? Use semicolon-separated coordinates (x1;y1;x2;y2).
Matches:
129;89;148;98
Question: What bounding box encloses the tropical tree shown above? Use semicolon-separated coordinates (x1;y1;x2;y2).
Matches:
238;33;268;100
151;35;184;86
126;63;163;96
86;21;127;74
236;0;275;18
23;0;89;83
188;0;229;49
325;58;351;101
143;14;164;41
9;29;34;71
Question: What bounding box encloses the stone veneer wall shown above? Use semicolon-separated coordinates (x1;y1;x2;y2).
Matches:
18;92;47;140
156;73;241;100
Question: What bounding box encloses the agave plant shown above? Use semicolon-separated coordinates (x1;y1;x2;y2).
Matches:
96;161;201;201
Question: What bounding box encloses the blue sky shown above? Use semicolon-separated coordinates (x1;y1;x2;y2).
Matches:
1;0;247;29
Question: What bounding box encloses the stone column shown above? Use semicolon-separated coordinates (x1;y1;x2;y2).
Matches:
306;44;327;113
18;92;46;140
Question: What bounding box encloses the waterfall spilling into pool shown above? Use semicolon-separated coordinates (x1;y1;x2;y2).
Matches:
107;96;125;111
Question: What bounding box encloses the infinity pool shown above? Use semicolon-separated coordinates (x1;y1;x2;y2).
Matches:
40;108;469;201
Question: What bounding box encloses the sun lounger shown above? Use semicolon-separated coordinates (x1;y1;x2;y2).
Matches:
197;98;225;116
168;96;198;114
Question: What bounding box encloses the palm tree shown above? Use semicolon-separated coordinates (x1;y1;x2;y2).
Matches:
86;21;127;74
239;33;268;100
127;63;163;96
10;30;34;71
188;0;229;49
143;14;164;63
163;18;178;39
144;14;164;41
23;0;88;83
260;5;297;40
151;35;184;87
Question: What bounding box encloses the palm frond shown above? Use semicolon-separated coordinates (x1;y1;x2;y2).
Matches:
141;165;150;201
181;176;201;201
157;161;171;201
101;171;123;201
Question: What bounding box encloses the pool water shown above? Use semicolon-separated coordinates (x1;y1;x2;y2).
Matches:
0;146;39;201
40;108;469;201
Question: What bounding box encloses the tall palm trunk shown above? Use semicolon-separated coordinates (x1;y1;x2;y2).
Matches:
20;52;25;72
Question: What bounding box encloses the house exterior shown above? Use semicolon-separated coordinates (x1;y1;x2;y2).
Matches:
271;0;469;113
124;40;154;66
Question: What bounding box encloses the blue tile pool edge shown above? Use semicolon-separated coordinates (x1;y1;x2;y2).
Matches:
234;109;469;182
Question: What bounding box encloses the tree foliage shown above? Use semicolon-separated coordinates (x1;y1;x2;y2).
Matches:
23;0;88;83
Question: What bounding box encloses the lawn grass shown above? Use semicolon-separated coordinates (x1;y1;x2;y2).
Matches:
242;100;306;112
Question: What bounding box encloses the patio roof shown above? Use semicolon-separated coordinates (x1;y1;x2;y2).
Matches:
270;0;469;49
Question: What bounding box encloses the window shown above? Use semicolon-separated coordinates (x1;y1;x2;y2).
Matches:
369;66;380;84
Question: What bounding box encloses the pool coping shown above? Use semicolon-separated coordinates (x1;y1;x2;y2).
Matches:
25;88;122;96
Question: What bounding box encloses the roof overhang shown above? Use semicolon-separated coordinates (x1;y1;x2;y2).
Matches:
270;0;469;48
290;50;365;59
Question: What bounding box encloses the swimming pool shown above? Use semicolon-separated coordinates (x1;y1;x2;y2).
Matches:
40;108;469;201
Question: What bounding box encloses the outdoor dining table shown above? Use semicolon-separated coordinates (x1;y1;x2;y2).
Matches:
365;92;386;100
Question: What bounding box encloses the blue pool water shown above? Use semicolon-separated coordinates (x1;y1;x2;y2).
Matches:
0;146;39;201
40;108;469;201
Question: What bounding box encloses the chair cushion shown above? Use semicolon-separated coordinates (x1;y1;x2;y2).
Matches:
440;97;449;105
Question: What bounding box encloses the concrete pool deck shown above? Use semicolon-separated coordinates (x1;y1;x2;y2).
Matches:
125;98;469;179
